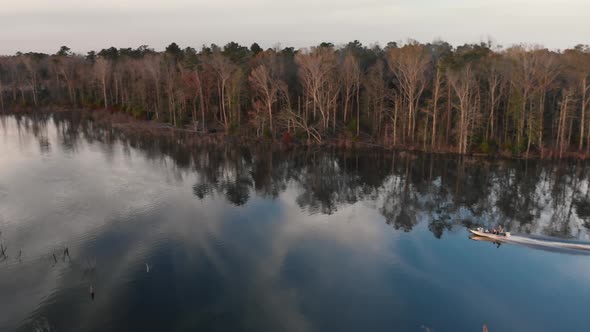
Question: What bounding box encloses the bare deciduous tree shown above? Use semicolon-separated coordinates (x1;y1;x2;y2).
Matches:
448;64;478;154
387;42;431;143
249;63;286;135
93;58;110;110
207;51;238;131
295;47;339;131
340;52;361;134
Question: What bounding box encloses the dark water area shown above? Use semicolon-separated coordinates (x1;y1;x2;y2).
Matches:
1;112;590;332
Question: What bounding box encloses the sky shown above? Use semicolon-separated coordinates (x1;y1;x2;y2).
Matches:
0;0;588;55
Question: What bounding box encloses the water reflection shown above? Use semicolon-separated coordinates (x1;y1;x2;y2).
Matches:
1;113;590;332
32;110;587;240
136;132;588;239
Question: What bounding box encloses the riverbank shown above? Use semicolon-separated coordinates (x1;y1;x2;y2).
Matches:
4;107;590;160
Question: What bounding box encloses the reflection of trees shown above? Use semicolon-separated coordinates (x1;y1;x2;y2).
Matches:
12;112;590;239
295;153;357;214
495;163;543;232
574;169;590;230
380;157;419;232
52;112;85;153
544;163;583;237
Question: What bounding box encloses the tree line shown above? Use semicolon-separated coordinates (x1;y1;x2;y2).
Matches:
1;41;590;157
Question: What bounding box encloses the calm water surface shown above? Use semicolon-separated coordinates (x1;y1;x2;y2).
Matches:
1;113;590;332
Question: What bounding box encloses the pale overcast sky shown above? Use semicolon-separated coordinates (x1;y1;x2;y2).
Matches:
0;0;588;55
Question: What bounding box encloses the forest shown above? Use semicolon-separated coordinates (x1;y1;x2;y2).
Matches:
1;40;590;157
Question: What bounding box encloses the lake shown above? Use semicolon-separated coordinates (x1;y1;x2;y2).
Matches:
1;112;590;332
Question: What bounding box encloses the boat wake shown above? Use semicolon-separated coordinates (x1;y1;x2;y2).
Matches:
469;230;590;255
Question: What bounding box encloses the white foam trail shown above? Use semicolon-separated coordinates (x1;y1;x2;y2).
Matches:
504;235;590;251
471;230;590;253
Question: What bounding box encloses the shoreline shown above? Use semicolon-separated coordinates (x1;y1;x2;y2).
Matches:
4;107;590;161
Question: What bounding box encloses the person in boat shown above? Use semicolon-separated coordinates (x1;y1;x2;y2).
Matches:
497;225;504;234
